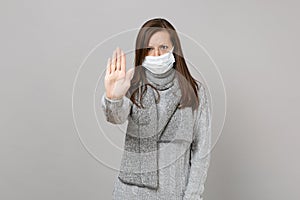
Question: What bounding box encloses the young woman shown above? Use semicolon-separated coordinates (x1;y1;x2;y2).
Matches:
101;18;211;200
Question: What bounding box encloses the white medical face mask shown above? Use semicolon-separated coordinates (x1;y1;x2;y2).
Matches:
142;46;175;74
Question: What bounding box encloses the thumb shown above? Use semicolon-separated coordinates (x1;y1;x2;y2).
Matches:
126;68;135;81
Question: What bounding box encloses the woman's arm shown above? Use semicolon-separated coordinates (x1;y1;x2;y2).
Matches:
183;84;212;200
101;92;132;124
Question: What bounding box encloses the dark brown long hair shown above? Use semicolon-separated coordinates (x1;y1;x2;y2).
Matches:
126;18;200;111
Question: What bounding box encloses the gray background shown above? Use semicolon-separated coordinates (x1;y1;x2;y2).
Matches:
1;0;299;199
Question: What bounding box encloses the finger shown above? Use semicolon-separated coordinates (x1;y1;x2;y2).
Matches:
116;47;121;71
121;49;126;73
126;68;135;81
111;49;116;71
106;57;111;76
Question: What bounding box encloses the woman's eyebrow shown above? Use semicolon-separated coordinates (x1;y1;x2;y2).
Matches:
146;44;168;47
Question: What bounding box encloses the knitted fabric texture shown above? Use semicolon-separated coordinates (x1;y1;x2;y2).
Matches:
118;67;194;190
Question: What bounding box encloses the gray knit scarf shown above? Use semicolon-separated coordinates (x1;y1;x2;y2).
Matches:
118;67;194;190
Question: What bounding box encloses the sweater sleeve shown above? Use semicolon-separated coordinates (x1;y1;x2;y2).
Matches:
101;92;132;124
183;84;212;200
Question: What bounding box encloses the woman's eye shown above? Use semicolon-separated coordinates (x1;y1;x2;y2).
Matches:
147;48;154;51
161;45;168;49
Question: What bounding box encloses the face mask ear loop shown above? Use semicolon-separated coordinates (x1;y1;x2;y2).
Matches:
170;46;174;53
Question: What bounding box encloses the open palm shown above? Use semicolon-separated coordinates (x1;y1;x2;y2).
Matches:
104;47;134;100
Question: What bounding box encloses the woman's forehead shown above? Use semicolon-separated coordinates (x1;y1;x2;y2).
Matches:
148;31;172;46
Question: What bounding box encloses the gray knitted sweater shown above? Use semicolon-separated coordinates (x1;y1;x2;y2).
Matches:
101;67;211;200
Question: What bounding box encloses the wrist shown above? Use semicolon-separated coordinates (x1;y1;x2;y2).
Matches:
105;93;123;101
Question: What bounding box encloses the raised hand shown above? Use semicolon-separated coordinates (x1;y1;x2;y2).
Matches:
104;47;135;100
